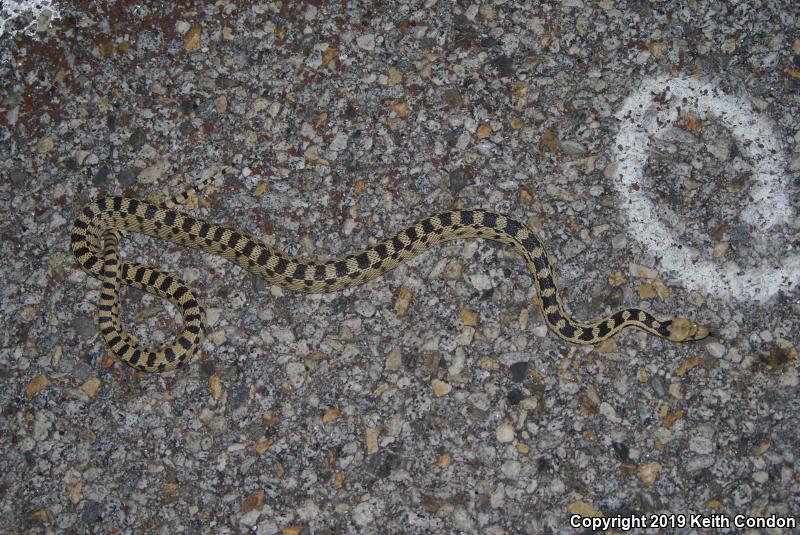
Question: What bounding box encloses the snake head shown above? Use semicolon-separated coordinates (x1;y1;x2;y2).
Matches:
666;317;710;342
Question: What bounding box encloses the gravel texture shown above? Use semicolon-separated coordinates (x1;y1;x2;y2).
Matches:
1;1;799;533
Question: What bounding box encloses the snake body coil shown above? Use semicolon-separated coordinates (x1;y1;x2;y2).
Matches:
71;191;708;372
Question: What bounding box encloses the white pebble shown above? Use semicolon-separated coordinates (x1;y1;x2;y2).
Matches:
706;342;726;358
688;436;714;455
532;324;549;337
354;300;376;318
496;423;514;443
501;459;521;479
285;362;306;388
356;34;375;51
599;402;620;423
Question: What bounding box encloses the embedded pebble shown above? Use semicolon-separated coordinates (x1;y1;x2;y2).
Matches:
706;342;726;358
638;462;662;486
496;423;514;443
689;436;715;455
431;379;452;397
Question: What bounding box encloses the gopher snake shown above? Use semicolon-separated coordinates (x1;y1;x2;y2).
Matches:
71;170;708;372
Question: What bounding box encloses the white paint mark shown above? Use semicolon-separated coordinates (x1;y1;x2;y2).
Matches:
611;75;799;301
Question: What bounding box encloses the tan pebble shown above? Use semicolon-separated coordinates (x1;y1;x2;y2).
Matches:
241;490;265;513
281;526;303;535
793;39;800;54
322;47;338;65
663;409;684;428
431;379;452;397
163;482;178;494
510;117;524;129
713;242;728;258
653;280;670;300
387;66;403;85
365;427;380;455
518;308;529;329
720;39;736;53
67;481;83;504
184;25;201;52
479;356;499;371
36;137;54;153
99;40;113;57
479;3;496;20
323;407;341;423
100;354;116;369
209;375;223;400
214;95;228;113
515;442;530;455
607;271;626;287
443;260;462;280
539;131;558;151
458;308;477;327
517;187;534;204
332;472;346;488
526;215;544;233
596;339;617;353
687;291;706;307
262;410;279;427
394;287;412;316
591;223;610;237
251;99;270;114
385;347;403;371
252;180;268;197
29;507;53;524
353;179;367;196
476;123;492;139
647;41;667;59
390;100;409;118
684;111;702;132
675;356;700;377
250;437;272;455
207;329;227;345
511;81;528;98
26;375;49;397
786;67;800;79
222;26;234;40
637;367;649;382
669;382;683;399
638;461;662;486
630;263;658;279
767;339;797;368
707;499;722;510
567;500;603;517
436;453;452;467
578;392;599;414
496;422;514;443
636;283;656;300
80;377;101;397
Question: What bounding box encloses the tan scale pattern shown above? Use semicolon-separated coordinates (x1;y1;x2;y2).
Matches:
71;186;709;372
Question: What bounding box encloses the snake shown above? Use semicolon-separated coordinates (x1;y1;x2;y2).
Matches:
70;170;709;372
